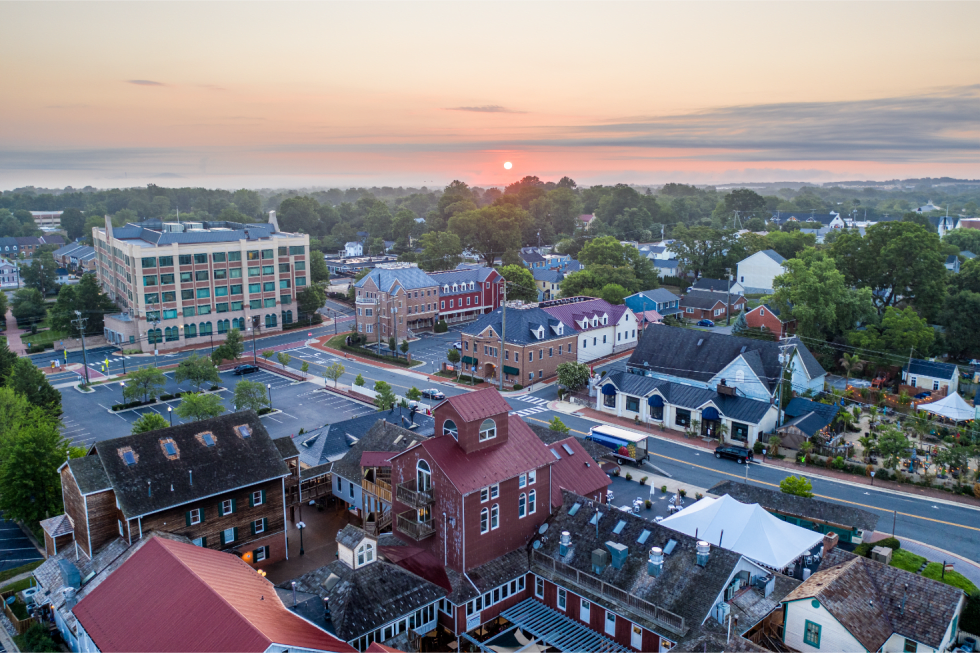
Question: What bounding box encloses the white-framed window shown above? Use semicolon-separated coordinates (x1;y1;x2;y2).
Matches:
118;519;124;537
479;418;496;442
254;547;267;562
253;518;265;534
356;542;375;566
760;308;766;317
481;487;489;502
221;499;233;515
519;473;527;488
519;493;527;518
933;380;940;391
528;470;536;485
580;598;590;623
557;588;567;610
686;307;694;314
535;576;544;599
188;508;201;525
443;419;458;439
489;484;499;499
223;527;235;544
528;489;536;514
252;490;263;506
490;504;499;530
481;508;489;534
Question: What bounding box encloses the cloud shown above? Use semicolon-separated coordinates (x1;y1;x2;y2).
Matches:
127;79;165;86
446;105;524;114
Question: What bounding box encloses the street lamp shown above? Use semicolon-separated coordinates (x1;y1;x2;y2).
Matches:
296;520;306;556
267;383;273;410
167;406;173;426
870;470;876;486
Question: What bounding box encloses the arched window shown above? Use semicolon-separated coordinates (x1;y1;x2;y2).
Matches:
490;504;499;530
518;493;527;518
480;508;489;533
443;419;458;439
735;370;744;383
217;320;228;334
356;542;375;566
266;313;277;328
200;321;212;336
479;418;496;442
417;460;431;492
184;323;197;338
528;489;536;515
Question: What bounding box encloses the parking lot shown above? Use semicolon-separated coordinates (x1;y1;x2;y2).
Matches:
399;325;469;373
0;514;43;573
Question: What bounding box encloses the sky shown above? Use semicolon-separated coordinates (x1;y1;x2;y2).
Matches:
2;1;979;190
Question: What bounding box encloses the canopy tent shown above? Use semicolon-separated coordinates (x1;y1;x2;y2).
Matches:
659;494;823;570
918;392;975;422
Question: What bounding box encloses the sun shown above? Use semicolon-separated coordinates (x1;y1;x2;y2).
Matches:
503;161;512;170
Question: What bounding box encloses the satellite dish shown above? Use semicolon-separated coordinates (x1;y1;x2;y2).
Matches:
538;523;549;535
532;540;542;550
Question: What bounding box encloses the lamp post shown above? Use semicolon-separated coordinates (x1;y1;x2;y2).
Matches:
167;406;173;426
297;520;306;556
267;383;273;410
870;470;876;486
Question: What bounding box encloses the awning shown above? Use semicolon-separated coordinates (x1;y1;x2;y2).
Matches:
918;392;976;422
702;406;720;421
500;599;630;653
648;395;664;407
462;356;476;364
504;365;520;376
601;384;617;396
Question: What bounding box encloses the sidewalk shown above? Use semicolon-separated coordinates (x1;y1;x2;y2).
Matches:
3;308;26;356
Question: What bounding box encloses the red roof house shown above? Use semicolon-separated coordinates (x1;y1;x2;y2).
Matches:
744;304;796;338
72;536;354;653
547;436;610;508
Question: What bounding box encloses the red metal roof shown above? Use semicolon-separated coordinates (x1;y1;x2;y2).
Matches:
73;536;354;653
367;643;404;653
378;544;452;593
548;437;611;508
438;387;512;424
418;415;555;495
360;451;394;467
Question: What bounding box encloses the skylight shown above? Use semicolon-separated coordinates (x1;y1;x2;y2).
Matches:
162;441;177;456
638;530;651;544
561;443;574;456
613;520;627;535
568;502;581;516
550;448;561;460
122;451;136;466
740;346;747;353
663;539;678;555
237;425;251;438
202;433;215;447
589;511;603;525
697;339;704;346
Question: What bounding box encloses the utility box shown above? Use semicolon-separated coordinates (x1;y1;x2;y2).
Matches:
871;546;893;565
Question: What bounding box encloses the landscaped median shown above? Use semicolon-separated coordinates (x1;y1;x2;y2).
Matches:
319;332;423;368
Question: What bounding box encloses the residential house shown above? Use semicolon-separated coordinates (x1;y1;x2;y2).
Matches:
58;411;299;567
346;241;364;257
429;266;503;324
539;296;638;363
458;306;577;386
680;290;746;321
579;214;596;230
54;243;96;274
736;249;786;293
707;481;879;544
743;304;796;338
961;250;976;260
564;259;584;273
0;235;63;258
624;288;681;318
519;247;548;270
533;268;564;301
776;398;840;450
355;264;439;340
0;257;18;288
902;359;960;395
652;259;681;278
543;252;571;270
691;278;745;296
638;244;672;260
946;254;961;273
70;534;354;653
284;525;446;652
781;548;964;653
772;212;847;229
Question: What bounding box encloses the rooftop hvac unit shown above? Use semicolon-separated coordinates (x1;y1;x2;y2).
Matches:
714;601;730;624
162;222;184;233
183;222;204;230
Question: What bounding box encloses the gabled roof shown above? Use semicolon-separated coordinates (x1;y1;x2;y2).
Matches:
760;249;786;263
460;307;574;345
635;288;680;304
692;278;739;293
680;291;727;310
579;214;594;223
331;419;433;483
354;266;435;292
65;455;111;494
39;514;73;538
749;303;782;318
437;386;511;423
903;358;958;380
546;436;610;507
91;411;289;519
539;297;627;332
781;398;839;437
784;548;963;651
428;266;497;289
520;250;546;263
74;537;353;652
533;268;564;283
297;410;434;468
707;481;879;532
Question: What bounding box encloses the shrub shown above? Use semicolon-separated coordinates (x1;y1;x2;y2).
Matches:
639;476;648;485
625;472;632;481
695;492;704;500
512;384;523;390
855;536;901;558
644;499;652;509
678;488;687;497
753;440;765;454
434;320;448;333
833;456;846;470
661;485;667;494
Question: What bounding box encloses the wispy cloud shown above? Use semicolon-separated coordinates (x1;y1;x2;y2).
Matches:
127;79;165;86
446;105;524;114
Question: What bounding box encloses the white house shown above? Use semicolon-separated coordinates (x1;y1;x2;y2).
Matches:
0;258;18;289
736;249;787;293
539;297;638;363
902;359;959;395
345;241;364;257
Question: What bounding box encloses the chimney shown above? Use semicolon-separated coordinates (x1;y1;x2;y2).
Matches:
822;531;838;554
559;531;571;557
696;540;710;567
648;547;664;576
63;587;77;610
606;541;628;570
592;548;610;574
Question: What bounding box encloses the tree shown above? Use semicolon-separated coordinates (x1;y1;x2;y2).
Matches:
122;366;166;403
176;392;226;422
840;353;865;380
400;340;409;355
277;196;321;234
174;354;220;392
21;251;58;296
560;265;640;298
388;337;396;353
598;283;628;305
276;351;291;370
0;387;30;450
578;236;659;290
406;386;422;401
301;361;309;377
548;416;570;434
212;327;245;364
60;208;87;241
498;265;537;303
7;358;61;415
0;407;73;526
876;425;911;469
669;225;734;279
310;254;330;284
446;348;461;380
10;288;46;327
232;379;270;413
324;362;345;388
849;306;935;358
943;229;980;257
373;380;396;411
49;274;117;337
354;373;365;386
261;350;274;362
418;231;463;272
132;412;169;434
779;475;813;498
296;284;326;321
724;188;767;215
0;339;17;387
940;290;980;359
449;204;530;268
557;361;591;392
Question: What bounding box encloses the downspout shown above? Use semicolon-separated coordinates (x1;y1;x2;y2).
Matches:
282;478;289;560
443;512;448;565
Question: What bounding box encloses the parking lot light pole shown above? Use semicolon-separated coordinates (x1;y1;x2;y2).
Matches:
297;521;306;556
267;383;273;410
167;406;173;426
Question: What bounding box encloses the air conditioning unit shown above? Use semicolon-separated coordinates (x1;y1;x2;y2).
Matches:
714;602;730;624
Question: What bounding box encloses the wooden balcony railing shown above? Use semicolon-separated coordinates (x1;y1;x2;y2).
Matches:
396;480;434;508
396;511;435;540
362;478;392;503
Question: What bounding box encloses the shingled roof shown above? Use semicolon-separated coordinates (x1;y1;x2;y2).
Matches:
680;290;728;310
781;398;840;438
460;307;573;346
297;409;435;468
331;419;432;484
708;481;879;532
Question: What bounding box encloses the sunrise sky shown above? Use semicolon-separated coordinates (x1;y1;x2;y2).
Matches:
2;1;979;189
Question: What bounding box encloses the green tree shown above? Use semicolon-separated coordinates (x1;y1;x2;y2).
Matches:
0;407;73;525
131;412;169;434
0;338;18;387
669;225;734;279
400;340;409;355
877;425;911;469
779;475;813;497
324;362;346;388
60;208;87;241
598;283;628;305
557;361;591;392
373;380;396;411
20;251;58;296
261;350;274;362
296;284;326;321
724;188;767;215
849;306;935;358
49;274;117;337
0;291;7;327
0;387;31;449
354;373;365;386
7;358;61;415
548;416;570;434
840;353;865;380
232;379;271;413
943;229;980;257
212;327;246;364
10;288;46;327
276;351;291;370
418;231;464;272
578;236;659;290
301;361;309;377
277;196;321;234
406;386;422;401
446;348;461;380
176;392;226;422
388;337;396;353
939;290;980;359
499;265;538;303
310;254;330;284
122;366;166;403
174;354;220;392
449;204;530;268
560;265;640;298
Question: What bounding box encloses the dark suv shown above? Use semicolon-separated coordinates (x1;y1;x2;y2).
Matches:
714;444;753;464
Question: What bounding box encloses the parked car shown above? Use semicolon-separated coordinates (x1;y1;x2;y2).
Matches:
914;390;932;400
421;389;446;400
714;444;753;464
696;319;715;327
453;341;462;350
232;364;259;375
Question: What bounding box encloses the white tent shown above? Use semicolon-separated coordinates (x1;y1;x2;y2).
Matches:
659;494;823;570
918;392;975;422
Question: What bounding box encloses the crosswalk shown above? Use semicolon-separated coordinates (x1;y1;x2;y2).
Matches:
509;394;550;417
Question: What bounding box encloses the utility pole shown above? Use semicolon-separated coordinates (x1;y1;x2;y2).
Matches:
725;268;732;326
498;282;508;391
775;342;796;427
72;310;90;385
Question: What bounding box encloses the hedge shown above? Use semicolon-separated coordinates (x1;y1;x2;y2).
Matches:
111;398;158;411
434;320;448;333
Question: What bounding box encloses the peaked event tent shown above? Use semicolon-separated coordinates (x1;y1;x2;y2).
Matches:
659;494;823;570
918;392;976;422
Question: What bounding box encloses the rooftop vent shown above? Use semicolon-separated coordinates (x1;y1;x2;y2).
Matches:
606;541;628;569
696;540;711;567
648;547;665;577
560;531;571;557
592;548;610;574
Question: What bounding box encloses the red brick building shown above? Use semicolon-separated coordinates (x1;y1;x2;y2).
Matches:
680;290;746;321
744;304;796;338
429;266;504;325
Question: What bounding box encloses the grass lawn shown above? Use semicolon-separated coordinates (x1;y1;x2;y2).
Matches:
889;549;926;573
322;333;422;367
0;577;35;593
922;562;979;594
22;328;69;349
0;560;43;586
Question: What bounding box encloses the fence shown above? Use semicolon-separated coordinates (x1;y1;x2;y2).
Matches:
1;589;38;635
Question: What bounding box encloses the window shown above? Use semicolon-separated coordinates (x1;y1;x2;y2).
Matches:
249;283;261;293
254;546;267;562
933;380;940;391
187;508;201;525
549;347;553;357
632;624;643;649
183;306;196;317
262;265;274;275
760;308;765;317
803;620;821;648
481;508;489;533
162;440;177;456
229;251;242;262
263;281;275;292
163;309;177;320
356;542;375;566
264;298;276;308
162;291;176;302
603;335;607;343
519;474;527;488
142;257;156;268
180;271;193;283
535;576;544;598
519;493;527;518
181;289;194;301
220;499;234;515
144;292;159;304
490;504;499;529
279;263;290;273
212;252;226;263
904;639;917;653
196;270;210;281
222;527;235;544
231;284;243;295
605;611;616;636
529;351;533;361
626;396;640;412
481;487;489;502
159;256;173;266
118;519;124;537
194;253;208;264
248;266;260;277
143;275;157;286
214;268;227;280
489;484;499;499
197;287;210;298
160;273;174;285
528;470;535;485
582;339;587;349
252;490;264;506
528;490;536;514
215;286;228;297
198;305;211;315
910;376;917;387
479;418;496;442
253;518;265;534
230;267;242;278
675;408;691;427
580;598;590;623
280;279;291;289
440;301;445;309
261;249;274;259
290;245;305;256
443;419;458;439
557;588;566;610
686;307;694;314
202;433;215;446
294;261;306;271
231;301;243;311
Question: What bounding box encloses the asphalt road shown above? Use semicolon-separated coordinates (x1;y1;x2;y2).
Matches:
0;514;43;573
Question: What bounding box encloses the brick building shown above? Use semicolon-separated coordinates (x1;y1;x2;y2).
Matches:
354;264;439;343
57;411;299;568
428;266;503;324
680;290;746;321
743;304;796;338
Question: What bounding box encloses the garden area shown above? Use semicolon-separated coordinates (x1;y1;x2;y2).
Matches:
855;537;978;594
323;331;422;368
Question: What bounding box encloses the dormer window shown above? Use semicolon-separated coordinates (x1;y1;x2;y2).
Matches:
592;318;598;327
356;542;375;566
443;419;458;440
452;283;458;291
479;418;496;442
469;282;474;290
444;285;449;293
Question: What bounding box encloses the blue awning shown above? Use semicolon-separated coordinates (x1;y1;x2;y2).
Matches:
601;384;617;396
648;394;664;407
500;598;630;653
702;406;720;421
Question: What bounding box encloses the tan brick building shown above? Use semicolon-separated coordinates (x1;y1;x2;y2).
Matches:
354;264;439;344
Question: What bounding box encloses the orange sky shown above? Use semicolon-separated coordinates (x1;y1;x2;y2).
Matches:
1;1;979;189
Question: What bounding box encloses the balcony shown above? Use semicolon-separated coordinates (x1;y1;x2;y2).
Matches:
356;296;379;305
396;511;435;540
396;480;434;508
362;478;392;504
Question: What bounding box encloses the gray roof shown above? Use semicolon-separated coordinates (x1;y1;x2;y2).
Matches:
565;259;584;272
680;291;728;310
902;358;959;380
760;249;786;264
692;278;738;293
92;411;289;519
354;266;435;292
602;371;774;424
708;481;879;532
780;398;839;438
520;250;546;263
297;409;434;468
428;267;496;293
330;419;433;483
112;222;277;246
461;307;573;346
66;455;112;494
533;268;564;284
336;524;368;550
946;254;959;265
272;436;299;460
637;288;680;304
653;259;679;269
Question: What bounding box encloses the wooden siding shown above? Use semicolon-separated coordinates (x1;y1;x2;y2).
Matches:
60;467;90;557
